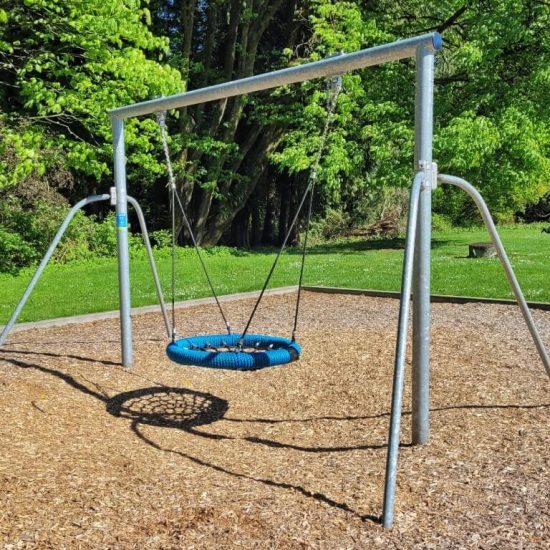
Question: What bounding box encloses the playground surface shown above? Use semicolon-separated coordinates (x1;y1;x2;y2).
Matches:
0;291;549;548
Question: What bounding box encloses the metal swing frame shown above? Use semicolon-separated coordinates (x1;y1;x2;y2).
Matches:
108;33;444;528
109;33;444;380
0;190;172;346
3;32;549;528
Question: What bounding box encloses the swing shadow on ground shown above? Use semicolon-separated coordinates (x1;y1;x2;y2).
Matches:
1;353;384;523
3;352;549;526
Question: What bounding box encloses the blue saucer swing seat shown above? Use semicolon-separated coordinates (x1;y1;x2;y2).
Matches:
167;333;301;371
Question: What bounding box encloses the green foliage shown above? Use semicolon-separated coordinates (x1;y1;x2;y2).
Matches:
0;197;64;272
271;1;380;203
53;212;145;263
0;0;182;191
0;200;164;273
0;228;37;274
429;0;550;221
273;0;550;226
148;229;172;250
2;0;550;262
310;207;351;240
0;0;183;272
431;212;454;233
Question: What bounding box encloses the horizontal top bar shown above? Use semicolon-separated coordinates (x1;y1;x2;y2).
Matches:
110;33;441;120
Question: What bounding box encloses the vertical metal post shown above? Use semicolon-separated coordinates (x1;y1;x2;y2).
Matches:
411;45;435;445
112;117;133;367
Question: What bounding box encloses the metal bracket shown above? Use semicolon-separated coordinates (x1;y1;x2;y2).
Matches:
418;160;438;190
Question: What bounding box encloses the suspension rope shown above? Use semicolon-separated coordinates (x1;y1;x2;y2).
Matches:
156;112;232;336
291;74;342;340
292;181;315;341
240;74;343;345
171;172;177;341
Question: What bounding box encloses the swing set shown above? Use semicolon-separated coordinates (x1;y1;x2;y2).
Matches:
2;33;549;529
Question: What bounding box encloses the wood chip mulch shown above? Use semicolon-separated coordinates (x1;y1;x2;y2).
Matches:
0;291;549;549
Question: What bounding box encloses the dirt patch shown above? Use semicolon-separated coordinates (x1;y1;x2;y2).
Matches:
1;291;549;548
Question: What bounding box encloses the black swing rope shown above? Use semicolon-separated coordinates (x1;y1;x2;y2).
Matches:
240;74;343;345
156;74;342;348
293;75;342;340
157;112;231;340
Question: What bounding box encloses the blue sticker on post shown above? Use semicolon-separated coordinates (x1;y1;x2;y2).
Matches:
116;213;128;228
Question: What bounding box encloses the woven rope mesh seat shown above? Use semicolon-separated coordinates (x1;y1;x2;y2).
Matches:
166;333;301;370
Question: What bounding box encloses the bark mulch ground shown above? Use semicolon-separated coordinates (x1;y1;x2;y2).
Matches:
0;291;549;549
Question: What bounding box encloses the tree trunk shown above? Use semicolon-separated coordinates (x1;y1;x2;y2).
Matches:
162;0;301;246
288;175;302;247
249;191;262;247
278;177;291;246
230;206;250;247
262;176;275;244
199;125;284;245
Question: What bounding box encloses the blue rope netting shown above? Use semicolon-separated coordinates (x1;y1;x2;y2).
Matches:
166;333;301;370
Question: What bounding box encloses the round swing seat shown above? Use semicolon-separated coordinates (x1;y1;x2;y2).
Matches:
166;333;301;371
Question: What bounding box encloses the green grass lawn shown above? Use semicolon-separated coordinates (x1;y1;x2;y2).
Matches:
1;223;549;324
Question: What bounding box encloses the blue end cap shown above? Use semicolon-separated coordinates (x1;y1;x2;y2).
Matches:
432;32;443;50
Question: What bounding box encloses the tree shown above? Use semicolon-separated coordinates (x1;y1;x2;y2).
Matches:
149;0;291;244
3;0;549;270
371;0;550;222
0;0;183;269
156;0;550;247
0;0;182;197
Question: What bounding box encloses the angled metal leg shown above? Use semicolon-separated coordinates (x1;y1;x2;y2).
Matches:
127;196;172;338
438;174;550;377
382;171;424;528
0;194;110;346
0;192;171;352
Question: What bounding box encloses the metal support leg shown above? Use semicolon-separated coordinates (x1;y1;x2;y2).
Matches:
412;45;435;445
438;174;550;377
382;172;423;529
112;118;133;367
127;196;172;338
0;195;110;346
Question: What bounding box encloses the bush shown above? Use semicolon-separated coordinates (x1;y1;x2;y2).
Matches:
311;208;351;240
91;213;120;257
0;228;37;274
0;200;170;273
55;212;145;262
0;198;69;272
53;210;98;263
431;213;454;233
149;229;172;250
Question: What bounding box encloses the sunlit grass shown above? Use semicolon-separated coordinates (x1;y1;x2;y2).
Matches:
1;223;549;324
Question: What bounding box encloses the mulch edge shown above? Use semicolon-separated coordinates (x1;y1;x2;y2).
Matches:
4;284;549;338
303;286;550;311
